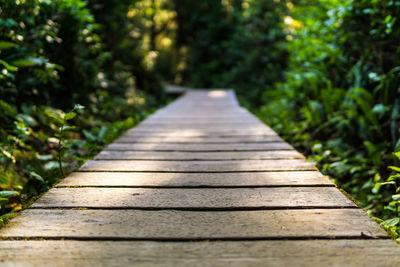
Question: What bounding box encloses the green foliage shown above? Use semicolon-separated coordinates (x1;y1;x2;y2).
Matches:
0;0;166;217
0;191;17;210
374;152;400;241
256;0;400;239
173;0;287;105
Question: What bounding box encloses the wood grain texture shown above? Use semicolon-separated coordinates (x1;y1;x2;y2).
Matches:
133;125;272;132
143;118;260;123
105;143;293;151
57;171;333;187
80;159;316;172
0;209;386;239
0;240;399;267
94;150;303;160
31;187;352;209
114;135;284;143
124;129;277;137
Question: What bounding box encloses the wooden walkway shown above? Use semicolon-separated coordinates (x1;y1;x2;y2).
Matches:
1;89;399;266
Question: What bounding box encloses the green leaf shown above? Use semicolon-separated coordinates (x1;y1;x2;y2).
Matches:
0;191;17;197
44;161;60;171
50;115;65;125
73;104;85;110
29;172;45;183
37;154;53;161
0;60;18;71
0;41;16;49
389;166;400;172
64;112;76;120
372;182;381;194
389;201;400;206
381;217;400;227
381;181;396;186
393;152;400;160
11;57;47;67
0;147;16;163
60;125;76;131
392;194;400;200
18;114;37;127
0;173;10;185
388;174;400;181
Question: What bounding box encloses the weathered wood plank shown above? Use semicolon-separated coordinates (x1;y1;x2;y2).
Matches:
0;240;399;267
114;136;284;143
143;118;260;123
157;110;248;114
133;125;271;132
148;115;256;120
124;129;277;137
139;121;263;126
80;159;316;172
0;209;386;239
31;187;351;209
94;151;303;160
105;143;293;151
57;171;333;187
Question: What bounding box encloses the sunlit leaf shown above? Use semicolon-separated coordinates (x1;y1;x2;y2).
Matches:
37;154;53;161
64;112;76;120
0;60;18;71
392;194;400;200
11;57;48;67
60;125;76;131
389;166;400;172
0;41;16;49
381;217;400;227
0;191;17;197
73;104;85;110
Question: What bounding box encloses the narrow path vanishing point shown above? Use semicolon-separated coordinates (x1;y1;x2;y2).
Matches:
0;89;399;266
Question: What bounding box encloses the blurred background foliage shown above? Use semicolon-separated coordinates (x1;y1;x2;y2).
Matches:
257;0;400;238
1;0;400;238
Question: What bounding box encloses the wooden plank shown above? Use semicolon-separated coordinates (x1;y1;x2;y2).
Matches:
94;151;303;160
0;209;386;239
139;121;262;126
143;118;260;123
133;125;270;132
1;240;399;267
156;108;246;112
138;124;264;130
57;171;333;187
104;143;293;151
148;115;256;120
31;187;352;209
80;159;316;172
82;158;312;172
124;130;277;137
155;113;250;117
114;136;285;143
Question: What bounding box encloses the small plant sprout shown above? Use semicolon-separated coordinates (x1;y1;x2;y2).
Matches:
54;104;85;178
